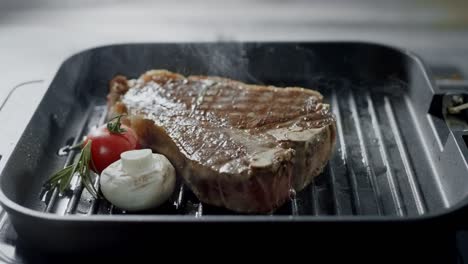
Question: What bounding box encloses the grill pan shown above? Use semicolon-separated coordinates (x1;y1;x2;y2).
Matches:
0;42;467;255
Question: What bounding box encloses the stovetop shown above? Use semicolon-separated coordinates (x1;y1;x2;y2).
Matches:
1;0;468;262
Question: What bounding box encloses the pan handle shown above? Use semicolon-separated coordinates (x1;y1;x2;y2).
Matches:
0;80;44;112
435;79;468;117
0;80;44;173
434;79;468;229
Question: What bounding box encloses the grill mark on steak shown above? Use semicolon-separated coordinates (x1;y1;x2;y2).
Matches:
108;69;336;213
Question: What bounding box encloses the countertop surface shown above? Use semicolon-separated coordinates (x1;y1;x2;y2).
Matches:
1;0;468;262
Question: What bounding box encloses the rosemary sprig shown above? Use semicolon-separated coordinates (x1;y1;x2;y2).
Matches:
44;140;100;198
107;114;127;134
44;114;127;197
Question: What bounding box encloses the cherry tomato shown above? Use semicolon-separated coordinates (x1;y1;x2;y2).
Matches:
84;124;139;174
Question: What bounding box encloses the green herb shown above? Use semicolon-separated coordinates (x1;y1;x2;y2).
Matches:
107;114;127;134
43;140;100;198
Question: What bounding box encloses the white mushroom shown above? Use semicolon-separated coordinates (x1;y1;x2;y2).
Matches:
100;149;176;211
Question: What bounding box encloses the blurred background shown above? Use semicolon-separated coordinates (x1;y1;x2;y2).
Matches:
1;0;468;91
1;0;468;262
1;0;468;80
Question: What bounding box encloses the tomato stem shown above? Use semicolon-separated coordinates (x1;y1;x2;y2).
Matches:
107;114;127;134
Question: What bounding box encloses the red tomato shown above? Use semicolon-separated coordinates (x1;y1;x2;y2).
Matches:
83;124;139;174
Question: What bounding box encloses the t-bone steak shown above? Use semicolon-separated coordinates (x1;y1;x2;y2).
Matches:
107;70;336;213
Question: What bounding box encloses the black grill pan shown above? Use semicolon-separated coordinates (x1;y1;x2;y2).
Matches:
0;42;467;254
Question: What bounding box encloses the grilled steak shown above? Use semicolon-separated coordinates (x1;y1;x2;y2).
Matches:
107;70;336;213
